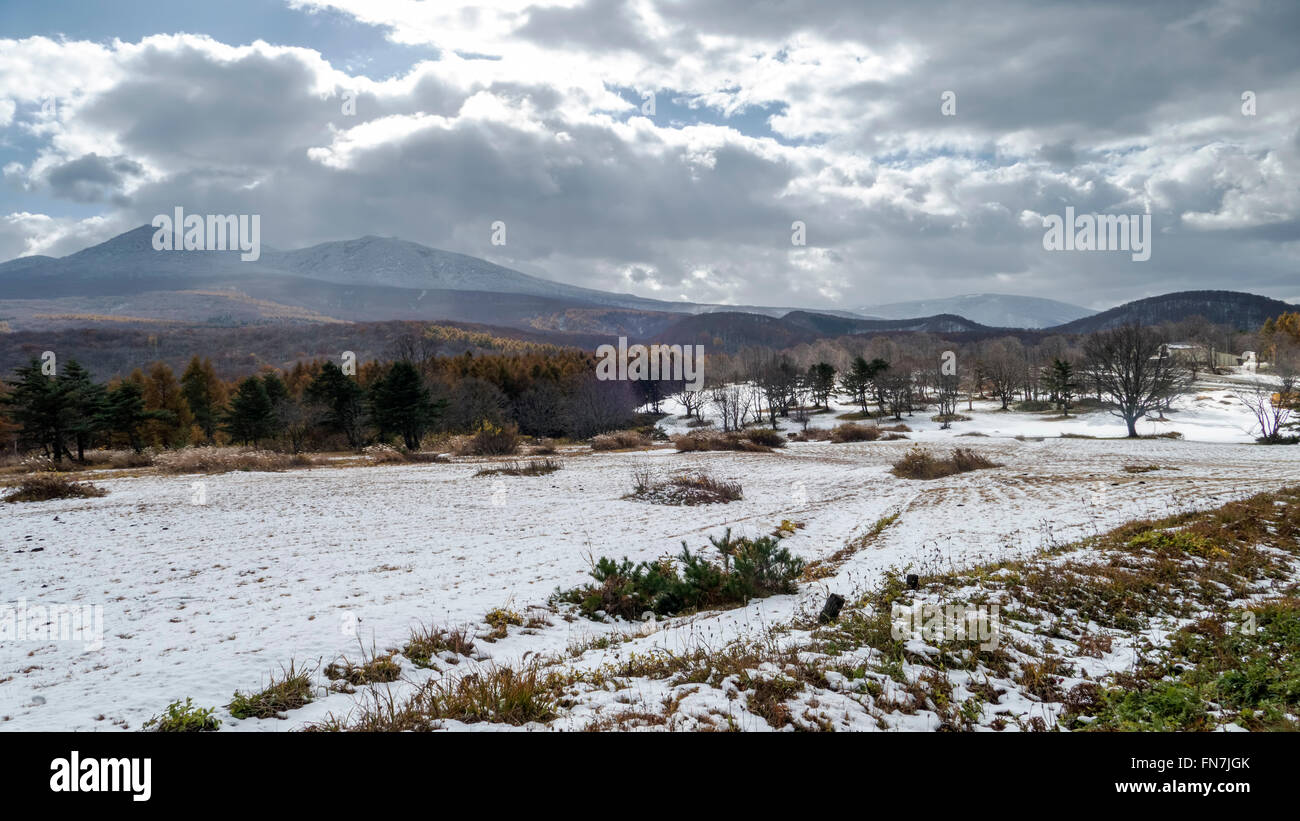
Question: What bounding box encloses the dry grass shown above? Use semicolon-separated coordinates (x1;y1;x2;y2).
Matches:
529;439;560;455
227;660;315;720
362;444;448;464
474;458;562;477
324;646;402;686
308;663;560;730
154;447;318;474
828;422;910;443
890;447;999;480
3;473;107;503
401;624;477;668
590;430;652;451
671;430;784;453
626;470;743;505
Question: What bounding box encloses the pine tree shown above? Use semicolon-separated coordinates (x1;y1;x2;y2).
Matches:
305;361;366;448
101;380;158;454
808;362;836;408
262;372;290;441
369;360;445;450
223;377;275;446
58;360;108;461
1043;358;1078;417
2;359;73;463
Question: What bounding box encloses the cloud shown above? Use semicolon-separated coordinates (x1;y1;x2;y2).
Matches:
1;1;1297;310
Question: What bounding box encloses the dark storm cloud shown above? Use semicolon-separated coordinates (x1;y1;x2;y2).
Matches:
44;153;143;202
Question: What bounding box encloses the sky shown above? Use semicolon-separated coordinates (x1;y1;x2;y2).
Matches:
0;0;1297;311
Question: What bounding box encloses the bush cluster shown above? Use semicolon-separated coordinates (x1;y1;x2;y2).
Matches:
556;529;804;620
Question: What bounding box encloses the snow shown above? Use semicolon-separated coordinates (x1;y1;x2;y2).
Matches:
2;381;1297;730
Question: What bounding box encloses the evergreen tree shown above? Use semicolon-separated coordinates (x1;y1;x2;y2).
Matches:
1043;358;1078;417
305;361;366;448
369;360;445;450
58;360;108;461
223;377;275;445
807;362;836;408
262;372;290;441
101;381;158;454
2;359;73;463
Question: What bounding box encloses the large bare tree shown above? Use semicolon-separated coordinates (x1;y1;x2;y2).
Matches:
1083;324;1190;437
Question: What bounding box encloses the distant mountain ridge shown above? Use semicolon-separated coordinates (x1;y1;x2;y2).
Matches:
856;293;1094;328
0;225;840;321
0;229;1293;342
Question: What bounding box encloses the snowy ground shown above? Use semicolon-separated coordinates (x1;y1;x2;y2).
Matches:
2;383;1297;731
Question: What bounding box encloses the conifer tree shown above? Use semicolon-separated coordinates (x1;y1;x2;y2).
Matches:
223;377;275;445
369;360;445;450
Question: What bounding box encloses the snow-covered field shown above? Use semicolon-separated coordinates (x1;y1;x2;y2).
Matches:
2;384;1297;731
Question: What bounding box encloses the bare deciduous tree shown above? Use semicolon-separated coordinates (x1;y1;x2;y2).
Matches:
1083;324;1190;437
1234;369;1297;443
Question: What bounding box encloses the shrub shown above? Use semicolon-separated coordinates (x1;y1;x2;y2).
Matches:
143;698;221;732
3;473;107;503
456;421;520;456
590;430;652;451
484;608;524;640
626;471;742;505
891;447;999;480
228;661;315;719
530;439;559;455
931;413;971;423
742;427;785;448
1014;400;1053;412
556;528;805;620
829;423;882;443
671;430;784;452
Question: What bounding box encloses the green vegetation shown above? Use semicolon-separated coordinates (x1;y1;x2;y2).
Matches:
143;698;221;732
555;528;804;620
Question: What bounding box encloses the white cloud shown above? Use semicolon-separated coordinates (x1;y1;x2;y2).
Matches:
1;1;1298;308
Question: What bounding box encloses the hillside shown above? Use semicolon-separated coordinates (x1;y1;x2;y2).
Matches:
1049;290;1294;333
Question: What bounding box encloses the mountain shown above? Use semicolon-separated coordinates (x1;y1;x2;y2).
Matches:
0;226;845;330
781;311;991;336
2;229;1293;346
856;293;1093;328
1048;290;1295;334
652;310;993;352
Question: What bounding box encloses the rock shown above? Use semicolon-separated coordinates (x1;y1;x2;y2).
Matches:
818;593;845;623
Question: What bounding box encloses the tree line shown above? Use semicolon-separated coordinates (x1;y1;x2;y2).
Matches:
4;316;1297;462
0;347;644;462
